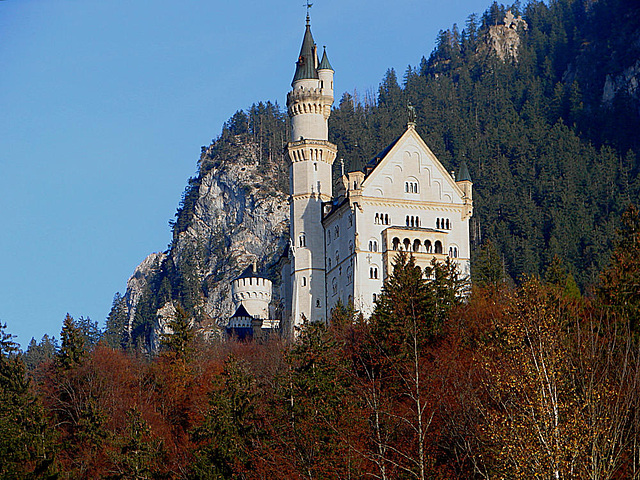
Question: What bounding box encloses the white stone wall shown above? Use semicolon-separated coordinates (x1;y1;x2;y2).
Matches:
232;276;272;320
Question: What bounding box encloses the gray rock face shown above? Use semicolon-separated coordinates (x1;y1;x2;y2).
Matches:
123;136;290;346
487;10;528;63
602;60;640;106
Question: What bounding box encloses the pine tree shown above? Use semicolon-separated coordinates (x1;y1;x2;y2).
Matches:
0;323;57;477
103;292;129;350
57;313;86;370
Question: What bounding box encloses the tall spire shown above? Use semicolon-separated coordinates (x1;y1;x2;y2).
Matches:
292;14;319;84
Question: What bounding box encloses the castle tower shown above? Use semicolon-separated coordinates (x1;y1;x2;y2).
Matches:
287;14;337;327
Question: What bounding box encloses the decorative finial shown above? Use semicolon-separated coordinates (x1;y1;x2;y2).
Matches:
304;1;313;24
407;102;417;127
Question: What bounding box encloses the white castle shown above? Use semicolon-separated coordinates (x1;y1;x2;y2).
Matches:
227;15;473;338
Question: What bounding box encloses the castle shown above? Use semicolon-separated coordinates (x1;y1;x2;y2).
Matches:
227;15;473;338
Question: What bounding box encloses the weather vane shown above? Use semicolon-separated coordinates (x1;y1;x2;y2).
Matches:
304;1;313;17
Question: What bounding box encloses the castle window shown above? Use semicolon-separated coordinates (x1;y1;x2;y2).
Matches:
314;162;318;171
299;233;306;247
413;239;421;252
403;238;411;251
347;267;352;284
302;276;307;287
446;219;450;229
385;214;389;225
425;240;432;253
435;240;443;254
375;213;380;224
316;299;321;308
369;240;378;252
369;267;379;279
332;277;337;296
349;215;353;227
349;241;354;254
335;226;340;237
406;215;410;227
436;218;440;229
405;182;409;193
335;251;340;263
328;258;332;270
373;293;377;302
392;237;400;250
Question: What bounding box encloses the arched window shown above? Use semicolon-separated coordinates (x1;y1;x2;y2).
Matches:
449;247;453;257
302;276;307;286
410;217;415;227
299;233;306;247
328;258;332;270
416;217;420;227
446;219;450;229
413;239;421;252
349;241;354;253
314;162;318;171
372;240;378;252
406;215;410;227
424;240;432;253
370;267;378;279
332;277;338;296
316;299;321;308
403;238;411;251
392;237;400;250
385;214;389;225
373;293;377;303
405;182;409;192
335;251;339;263
335;226;340;237
375;213;379;224
436;218;440;229
435;240;443;254
454;247;458;258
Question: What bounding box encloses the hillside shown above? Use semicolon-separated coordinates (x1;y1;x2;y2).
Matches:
110;0;640;349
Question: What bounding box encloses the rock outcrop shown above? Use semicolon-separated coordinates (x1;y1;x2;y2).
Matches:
122;134;289;348
488;10;528;63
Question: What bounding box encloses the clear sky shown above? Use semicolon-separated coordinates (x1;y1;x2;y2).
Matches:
1;0;494;348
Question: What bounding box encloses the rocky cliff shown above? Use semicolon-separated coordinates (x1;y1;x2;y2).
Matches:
122;127;290;348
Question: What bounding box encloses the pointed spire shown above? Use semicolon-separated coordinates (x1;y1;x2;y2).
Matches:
318;46;333;71
457;160;472;182
292;17;319;84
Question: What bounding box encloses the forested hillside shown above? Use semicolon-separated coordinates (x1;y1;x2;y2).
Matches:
115;0;640;347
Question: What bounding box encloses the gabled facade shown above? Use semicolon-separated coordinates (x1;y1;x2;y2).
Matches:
281;16;473;333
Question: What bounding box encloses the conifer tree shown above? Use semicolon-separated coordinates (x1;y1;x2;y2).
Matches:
57;313;86;370
0;323;57;477
103;292;129;350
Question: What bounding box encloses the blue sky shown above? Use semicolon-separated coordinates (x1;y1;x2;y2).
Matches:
1;0;494;347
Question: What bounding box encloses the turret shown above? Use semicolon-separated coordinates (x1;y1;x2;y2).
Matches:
456;160;473;220
231;262;272;320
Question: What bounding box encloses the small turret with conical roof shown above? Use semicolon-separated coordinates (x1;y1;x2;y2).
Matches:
456;160;473;220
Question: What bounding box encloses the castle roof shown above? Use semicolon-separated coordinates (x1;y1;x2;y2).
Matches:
235;264;266;280
230;304;254;319
363;132;404;177
318;47;333;71
457;160;472;182
292;16;319;84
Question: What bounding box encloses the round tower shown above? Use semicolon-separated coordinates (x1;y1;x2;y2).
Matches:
231;263;272;320
286;14;337;327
